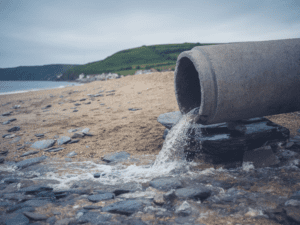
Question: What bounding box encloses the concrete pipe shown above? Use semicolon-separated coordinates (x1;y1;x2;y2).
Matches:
174;38;300;125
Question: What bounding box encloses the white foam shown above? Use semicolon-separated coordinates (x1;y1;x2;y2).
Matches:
38;109;206;190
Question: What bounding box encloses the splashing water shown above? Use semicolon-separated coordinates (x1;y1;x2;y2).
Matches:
36;107;203;189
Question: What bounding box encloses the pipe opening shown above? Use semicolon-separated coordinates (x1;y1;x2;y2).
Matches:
175;57;201;114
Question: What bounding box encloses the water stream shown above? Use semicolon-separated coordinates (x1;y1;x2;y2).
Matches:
40;107;203;190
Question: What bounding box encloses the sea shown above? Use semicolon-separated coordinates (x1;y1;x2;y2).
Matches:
0;81;82;95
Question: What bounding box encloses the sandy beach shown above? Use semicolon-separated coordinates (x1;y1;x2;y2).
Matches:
1;71;300;163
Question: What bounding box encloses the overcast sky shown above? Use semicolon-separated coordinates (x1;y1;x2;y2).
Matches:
0;0;299;68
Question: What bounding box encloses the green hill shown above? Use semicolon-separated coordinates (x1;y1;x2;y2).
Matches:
61;42;215;80
0;64;80;81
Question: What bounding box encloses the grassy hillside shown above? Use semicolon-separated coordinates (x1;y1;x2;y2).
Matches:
61;43;214;80
0;64;79;81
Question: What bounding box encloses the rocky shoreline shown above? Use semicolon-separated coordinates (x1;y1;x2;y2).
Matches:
1;72;300;225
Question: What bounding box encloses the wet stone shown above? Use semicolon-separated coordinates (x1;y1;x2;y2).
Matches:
0;157;5;163
23;199;51;207
102;200;143;216
94;173;100;178
285;206;300;223
175;201;192;216
34;134;44;138
7;126;20;132
157;111;182;129
87;193;115;202
46;216;56;225
102;151;130;163
31;140;55;150
83;205;102;210
57;136;71;145
149;177;182;191
175;186;211;201
243;146;280;168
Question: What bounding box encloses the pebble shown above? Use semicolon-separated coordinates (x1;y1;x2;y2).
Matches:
23;212;48;220
3;134;16;138
2;118;17;125
94;173;100;178
1;111;13;116
79;98;86;101
128;108;142;111
73;110;78;112
81;128;90;134
71;133;84;138
85;102;91;104
68;139;80;144
41;105;51;110
15;155;47;169
7;126;21;132
35;133;44;138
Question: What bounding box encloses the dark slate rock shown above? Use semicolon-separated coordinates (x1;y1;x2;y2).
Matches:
290;190;300;200
106;93;115;96
157;111;182;129
0;201;11;207
79;98;86;101
77;212;112;224
106;90;116;93
15;156;47;169
36;191;55;199
19;185;53;195
285;206;300;223
5;213;29;225
6;204;25;213
34;134;44;138
83;205;102;210
94;173;100;178
243;146;280;168
4;178;20;184
21;151;39;157
1;111;12;116
102;200;143;216
23;199;51;207
100;103;105;105
150;177;182;191
73;110;78;112
87;193;115;202
0;150;9;155
128;108;142;111
68;139;79;144
7;126;20;132
10;136;21;144
175;186;211;201
102;151;130;163
66;151;77;157
93;94;104;97
14;207;35;214
57;136;71;145
0;157;5;163
31;140;55;150
44;147;64;152
46;216;56;225
85;102;91;105
23;212;48;220
3;118;17;125
41;105;51;110
74;103;81;106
